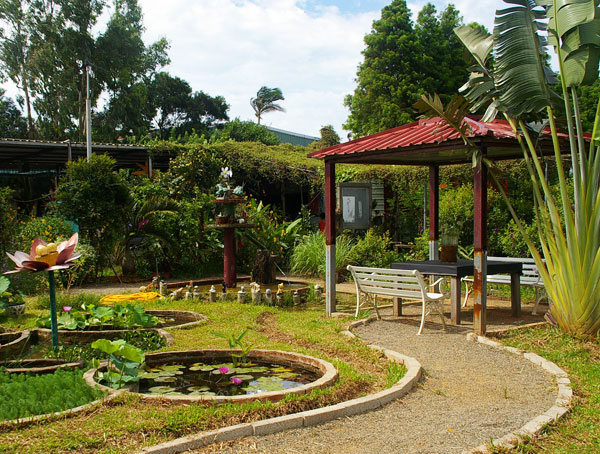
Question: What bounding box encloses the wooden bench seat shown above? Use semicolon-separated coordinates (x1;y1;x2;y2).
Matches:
347;265;447;335
462;256;548;314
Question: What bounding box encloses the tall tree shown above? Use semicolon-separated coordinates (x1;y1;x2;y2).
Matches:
344;1;469;136
250;86;285;124
0;88;27;137
0;0;35;136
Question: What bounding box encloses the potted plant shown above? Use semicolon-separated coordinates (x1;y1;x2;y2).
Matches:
0;276;26;318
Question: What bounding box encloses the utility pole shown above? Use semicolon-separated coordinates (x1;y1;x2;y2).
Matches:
85;61;92;162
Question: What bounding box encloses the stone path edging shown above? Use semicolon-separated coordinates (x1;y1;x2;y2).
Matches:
135;317;422;454
463;331;573;453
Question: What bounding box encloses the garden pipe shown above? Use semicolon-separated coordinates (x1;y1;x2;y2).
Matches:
47;270;59;349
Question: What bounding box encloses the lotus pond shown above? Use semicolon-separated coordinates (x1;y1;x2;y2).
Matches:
138;360;320;396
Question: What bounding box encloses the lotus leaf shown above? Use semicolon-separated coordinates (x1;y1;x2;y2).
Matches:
244;376;287;393
270;367;293;373
233;366;268;373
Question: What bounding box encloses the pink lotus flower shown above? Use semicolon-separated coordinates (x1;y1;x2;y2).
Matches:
4;233;81;274
219;366;230;374
63;306;72;312
230;377;242;385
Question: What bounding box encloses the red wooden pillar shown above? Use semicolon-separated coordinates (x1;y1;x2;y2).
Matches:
325;160;336;316
223;227;236;288
473;150;488;335
428;165;439;260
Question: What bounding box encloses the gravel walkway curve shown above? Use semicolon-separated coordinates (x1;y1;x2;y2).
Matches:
190;313;556;454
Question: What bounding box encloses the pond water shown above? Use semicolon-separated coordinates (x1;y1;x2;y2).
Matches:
137;360;320;397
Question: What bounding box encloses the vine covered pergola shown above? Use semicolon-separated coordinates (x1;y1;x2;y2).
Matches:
308;115;570;334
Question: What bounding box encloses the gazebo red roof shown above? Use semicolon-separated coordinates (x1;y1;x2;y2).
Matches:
307;116;572;165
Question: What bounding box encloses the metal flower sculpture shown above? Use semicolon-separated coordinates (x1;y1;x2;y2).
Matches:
4;233;81;348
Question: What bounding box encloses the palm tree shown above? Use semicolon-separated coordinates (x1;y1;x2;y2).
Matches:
250;87;285;124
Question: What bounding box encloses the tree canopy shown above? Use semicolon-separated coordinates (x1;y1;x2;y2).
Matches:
344;1;470;136
0;0;228;142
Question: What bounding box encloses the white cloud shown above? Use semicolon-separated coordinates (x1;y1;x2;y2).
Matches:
138;0;377;137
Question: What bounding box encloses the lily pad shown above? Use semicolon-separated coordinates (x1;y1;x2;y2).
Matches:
231;374;254;381
271;366;293;373
148;385;175;394
158;365;185;374
244;376;287;393
189;365;215;372
187;386;210;392
154;376;177;383
234;366;269;373
275;372;299;379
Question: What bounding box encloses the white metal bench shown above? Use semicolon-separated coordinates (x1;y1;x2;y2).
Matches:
461;256;548;314
347;265;447;335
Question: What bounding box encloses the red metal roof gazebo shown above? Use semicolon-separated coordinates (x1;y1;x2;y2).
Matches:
308;115;569;334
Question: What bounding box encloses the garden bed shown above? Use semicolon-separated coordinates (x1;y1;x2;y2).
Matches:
85;348;338;404
35;309;205;344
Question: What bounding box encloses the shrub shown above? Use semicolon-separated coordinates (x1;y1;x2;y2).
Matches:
347;228;398;268
0;186;17;255
211;119;280;145
499;219;541;258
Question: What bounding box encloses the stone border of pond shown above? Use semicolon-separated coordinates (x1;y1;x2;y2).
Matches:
84;349;339;404
131;323;422;454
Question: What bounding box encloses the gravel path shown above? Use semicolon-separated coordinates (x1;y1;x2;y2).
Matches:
190;311;555;454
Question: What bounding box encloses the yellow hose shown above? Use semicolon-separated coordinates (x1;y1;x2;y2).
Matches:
100;292;162;304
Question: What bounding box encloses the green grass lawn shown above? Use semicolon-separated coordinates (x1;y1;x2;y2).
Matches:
496;326;600;453
0;297;401;454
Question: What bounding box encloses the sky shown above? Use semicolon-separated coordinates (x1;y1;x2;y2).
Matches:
2;0;506;140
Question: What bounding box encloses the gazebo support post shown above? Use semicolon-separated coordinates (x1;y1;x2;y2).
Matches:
473;151;488;335
325;160;336;316
428;165;439;260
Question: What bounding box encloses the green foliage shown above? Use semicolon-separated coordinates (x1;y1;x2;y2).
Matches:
499;219;540;258
0;89;26;138
43;330;166;364
212;329;252;366
91;338;145;389
344;1;469;135
0;186;17;255
53;155;129;253
241;198;306;268
212;119;280;145
0;275;24;310
35;304;159;330
309;125;340;150
347;228;398;268
0;368;103;421
250;86;285;125
290;232;355;280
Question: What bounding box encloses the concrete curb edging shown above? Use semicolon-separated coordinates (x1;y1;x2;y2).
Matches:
463;332;573;454
136;317;422;454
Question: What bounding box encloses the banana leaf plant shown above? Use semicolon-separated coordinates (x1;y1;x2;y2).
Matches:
416;0;600;335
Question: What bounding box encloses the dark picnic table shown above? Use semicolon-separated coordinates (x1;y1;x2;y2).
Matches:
391;259;523;324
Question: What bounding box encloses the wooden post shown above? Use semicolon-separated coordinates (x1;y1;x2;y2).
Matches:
223;227;236;288
325;160;336;316
473;150;488;335
428;165;439;260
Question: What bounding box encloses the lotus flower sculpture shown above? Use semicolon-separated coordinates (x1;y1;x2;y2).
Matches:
5;233;81;273
4;233;81;349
